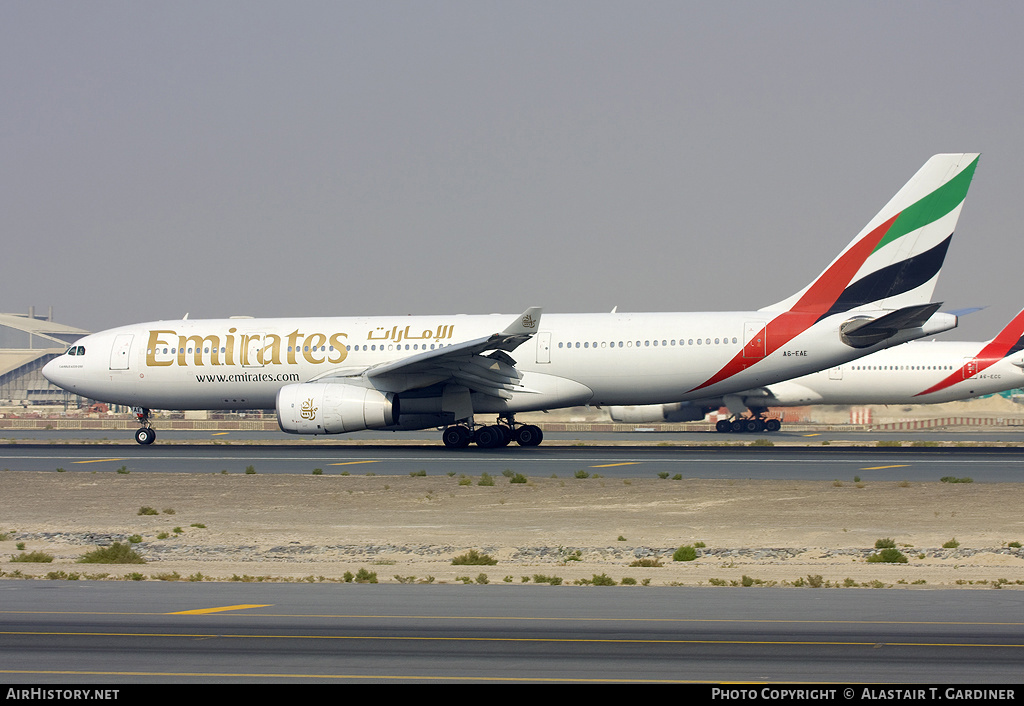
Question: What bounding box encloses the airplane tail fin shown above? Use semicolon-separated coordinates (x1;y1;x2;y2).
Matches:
761;153;979;317
981;307;1024;360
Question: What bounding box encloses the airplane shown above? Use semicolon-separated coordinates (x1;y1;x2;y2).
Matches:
610;305;1024;433
43;153;979;448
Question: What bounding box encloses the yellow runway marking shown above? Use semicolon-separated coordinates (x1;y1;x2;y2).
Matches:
861;465;911;470
591;462;641;468
211;432;230;436
72;458;127;464
328;460;381;466
802;433;821;437
168;604;272;615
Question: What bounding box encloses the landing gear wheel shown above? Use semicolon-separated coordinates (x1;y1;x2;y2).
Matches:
730;419;745;433
474;425;504;449
135;427;156;445
716;419;732;433
442;425;471;449
496;425;513;447
764;418;782;433
514;424;543;447
744;418;765;433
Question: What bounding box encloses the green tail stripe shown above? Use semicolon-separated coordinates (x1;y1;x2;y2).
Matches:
872;155;979;253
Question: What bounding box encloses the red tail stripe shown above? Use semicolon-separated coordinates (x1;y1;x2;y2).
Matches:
915;308;1024;397
691;215;898;393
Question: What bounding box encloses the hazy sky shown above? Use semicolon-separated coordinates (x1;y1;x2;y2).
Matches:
3;2;1023;342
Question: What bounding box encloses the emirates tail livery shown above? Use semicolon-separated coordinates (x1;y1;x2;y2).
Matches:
44;153;979;448
612;305;1024;434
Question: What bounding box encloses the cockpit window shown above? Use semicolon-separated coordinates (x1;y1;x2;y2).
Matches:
66;346;85;356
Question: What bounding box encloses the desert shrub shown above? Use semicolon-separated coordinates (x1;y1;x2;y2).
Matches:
477;473;495;486
943;538;960;549
874;538;896;549
940;476;973;483
77;542;145;564
867;548;908;563
452;549;497;566
508;473;528;484
46;571;80;580
137;506;158;516
673;545;697;562
11;551;53;563
354;568;378;583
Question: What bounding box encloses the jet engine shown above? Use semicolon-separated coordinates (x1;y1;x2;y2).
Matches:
276;382;397;434
608;402;712;424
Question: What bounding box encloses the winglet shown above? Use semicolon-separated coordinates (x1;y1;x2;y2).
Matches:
502;307;542;336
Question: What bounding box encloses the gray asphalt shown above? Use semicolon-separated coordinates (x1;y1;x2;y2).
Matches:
3;430;1022;685
1;434;1023;482
1;581;1022;684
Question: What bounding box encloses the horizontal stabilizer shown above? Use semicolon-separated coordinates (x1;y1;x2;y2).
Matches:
840;302;943;348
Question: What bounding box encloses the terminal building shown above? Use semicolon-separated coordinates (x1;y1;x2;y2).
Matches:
0;307;89;406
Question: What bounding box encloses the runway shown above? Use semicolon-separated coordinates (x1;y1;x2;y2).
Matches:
2;431;1023;481
3;429;1023;684
2;581;1022;684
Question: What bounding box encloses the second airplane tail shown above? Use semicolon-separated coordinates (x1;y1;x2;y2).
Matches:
762;153;979;318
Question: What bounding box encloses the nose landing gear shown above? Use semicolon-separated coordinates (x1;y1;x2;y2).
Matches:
133;408;157;445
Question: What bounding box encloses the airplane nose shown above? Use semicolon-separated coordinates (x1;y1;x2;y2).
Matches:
42;357;60;384
42;355;72;390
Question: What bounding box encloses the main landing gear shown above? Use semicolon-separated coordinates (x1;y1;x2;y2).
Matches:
715;416;782;434
133;407;157;445
441;416;544;449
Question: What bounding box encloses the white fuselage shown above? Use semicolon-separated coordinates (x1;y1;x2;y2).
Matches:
43;309;955;424
763;340;1024;407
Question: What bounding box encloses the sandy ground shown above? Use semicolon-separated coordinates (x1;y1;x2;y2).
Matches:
2;470;1024;588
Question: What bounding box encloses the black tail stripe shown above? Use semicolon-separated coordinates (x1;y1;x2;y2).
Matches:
814;235;952;323
1007;335;1024;358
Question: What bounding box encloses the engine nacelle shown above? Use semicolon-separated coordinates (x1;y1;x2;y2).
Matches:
608;402;711;423
276;383;397;435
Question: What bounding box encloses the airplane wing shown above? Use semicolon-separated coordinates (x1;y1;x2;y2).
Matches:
311;307;542;398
